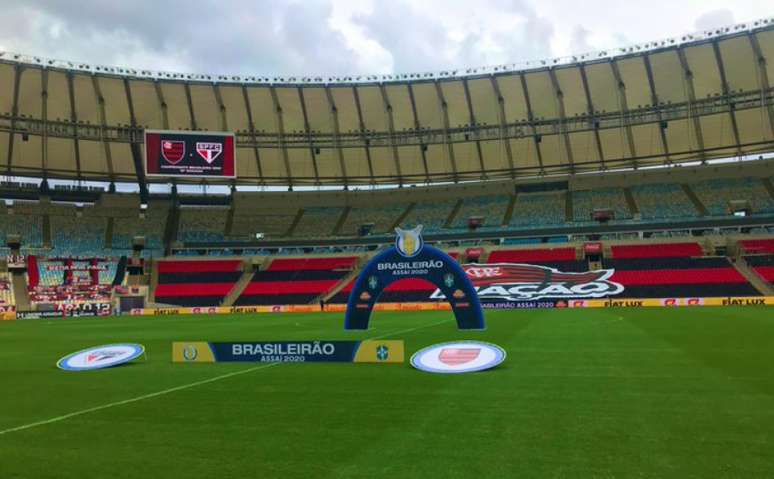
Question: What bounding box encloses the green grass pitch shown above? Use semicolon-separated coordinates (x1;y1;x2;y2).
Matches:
1;307;773;478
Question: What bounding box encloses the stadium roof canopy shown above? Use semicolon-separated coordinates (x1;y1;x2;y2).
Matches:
0;19;773;189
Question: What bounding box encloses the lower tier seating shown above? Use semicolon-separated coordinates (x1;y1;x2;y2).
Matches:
0;273;14;306
155;260;242;307
28;257;122;304
488;247;577;263
234;257;357;306
611;242;703;259
604;257;760;297
30;285;114;304
739;239;774;255
328;249;587;304
745;255;774;285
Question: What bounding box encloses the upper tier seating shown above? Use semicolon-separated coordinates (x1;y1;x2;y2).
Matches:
630;184;695;219
398;200;458;232
235;256;358;306
339;204;408;236
453;195;510;229
0;202;44;248
50;212;107;257
229;209;297;239
509;191;566;228
691;177;774;216
155;260;243;307
292;208;343;237
112;201;168;255
178;207;228;242
573;188;631;222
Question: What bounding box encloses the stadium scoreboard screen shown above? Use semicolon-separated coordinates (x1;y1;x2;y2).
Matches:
145;130;235;179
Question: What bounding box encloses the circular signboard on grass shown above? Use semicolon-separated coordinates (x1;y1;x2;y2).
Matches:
410;341;506;374
57;343;145;371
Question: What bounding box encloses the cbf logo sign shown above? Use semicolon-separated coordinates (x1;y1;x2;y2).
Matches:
395;225;424;258
376;344;389;361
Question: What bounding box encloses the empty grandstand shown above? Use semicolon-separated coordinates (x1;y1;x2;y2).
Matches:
0;20;770;310
1;10;774;479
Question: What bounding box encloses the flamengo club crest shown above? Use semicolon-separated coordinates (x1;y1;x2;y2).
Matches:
395;225;424;258
161;140;185;164
196;142;223;164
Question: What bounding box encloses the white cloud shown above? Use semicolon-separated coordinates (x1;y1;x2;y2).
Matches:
0;0;770;77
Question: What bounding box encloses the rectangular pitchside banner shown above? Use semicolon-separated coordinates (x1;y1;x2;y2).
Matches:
145;130;235;179
172;340;404;363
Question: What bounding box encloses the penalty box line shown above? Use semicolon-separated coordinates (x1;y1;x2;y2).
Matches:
0;318;452;436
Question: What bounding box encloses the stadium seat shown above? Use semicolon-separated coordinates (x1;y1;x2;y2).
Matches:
630;184;696;220
602;244;760;298
452;195;510;230
236;256;358;305
610;243;703;259
572;188;631;222
178;207;228;242
691;177;774;216
397;199;458;232
339;203;409;236
744;255;774;285
292;208;344;237
509;192;567;228
155;260;243;307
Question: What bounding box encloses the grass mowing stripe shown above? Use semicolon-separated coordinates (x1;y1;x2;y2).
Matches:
367;318;452;340
0;316;451;436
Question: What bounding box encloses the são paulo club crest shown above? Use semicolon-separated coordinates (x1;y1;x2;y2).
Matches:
161;140;185;164
395;225;424;258
196;142;223;164
57;343;145;371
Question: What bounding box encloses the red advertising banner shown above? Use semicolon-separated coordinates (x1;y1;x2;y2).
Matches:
145;130;236;179
584;242;602;254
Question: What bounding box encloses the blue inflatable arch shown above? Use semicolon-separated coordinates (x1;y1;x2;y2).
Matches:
344;243;485;330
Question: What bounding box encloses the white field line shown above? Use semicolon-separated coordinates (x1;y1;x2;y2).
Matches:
0;318;452;436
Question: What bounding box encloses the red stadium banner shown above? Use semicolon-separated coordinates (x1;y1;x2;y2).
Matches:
583;242;602;254
145;130;236;179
